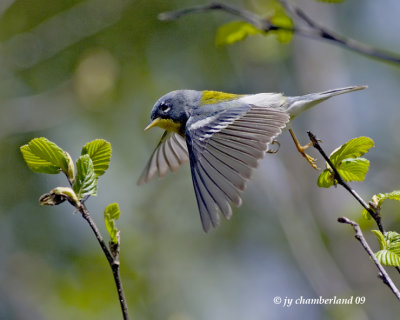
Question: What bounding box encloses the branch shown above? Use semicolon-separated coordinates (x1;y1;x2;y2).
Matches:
307;131;385;234
159;2;400;66
159;2;273;31
308;131;400;277
78;203;130;320
278;0;400;65
337;217;400;300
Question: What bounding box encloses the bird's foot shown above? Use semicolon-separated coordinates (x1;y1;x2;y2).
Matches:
296;143;319;170
289;129;319;170
267;140;280;154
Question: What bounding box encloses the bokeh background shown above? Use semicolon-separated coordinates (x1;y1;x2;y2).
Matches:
1;0;400;319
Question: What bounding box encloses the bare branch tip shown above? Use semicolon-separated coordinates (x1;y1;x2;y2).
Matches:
337;216;350;224
338;217;360;230
307;131;318;145
158;9;181;21
157;12;169;21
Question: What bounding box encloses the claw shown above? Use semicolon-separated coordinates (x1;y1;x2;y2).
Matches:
267;140;280;154
298;146;318;169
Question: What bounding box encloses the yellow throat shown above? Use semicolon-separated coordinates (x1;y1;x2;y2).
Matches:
144;117;182;134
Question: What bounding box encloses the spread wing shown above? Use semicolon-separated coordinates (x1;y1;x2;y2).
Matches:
186;104;290;232
137;131;189;185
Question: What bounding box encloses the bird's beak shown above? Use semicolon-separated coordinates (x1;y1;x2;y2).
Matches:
144;117;161;131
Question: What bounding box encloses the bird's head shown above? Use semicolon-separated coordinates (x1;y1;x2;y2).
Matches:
145;90;201;135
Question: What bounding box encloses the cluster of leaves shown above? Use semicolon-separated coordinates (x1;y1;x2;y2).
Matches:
368;191;400;267
317;137;374;188
20;137;120;243
214;0;344;47
215;1;293;46
362;191;400;220
372;231;400;267
316;136;400;267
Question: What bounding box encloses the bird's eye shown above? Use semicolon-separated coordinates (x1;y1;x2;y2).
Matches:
160;103;170;113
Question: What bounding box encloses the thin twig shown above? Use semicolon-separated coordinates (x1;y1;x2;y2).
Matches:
308;131;400;276
307;131;385;234
78;203;130;320
278;0;400;65
159;2;400;66
159;2;273;31
338;217;400;300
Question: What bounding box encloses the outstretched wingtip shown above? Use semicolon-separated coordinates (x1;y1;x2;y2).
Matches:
323;85;368;95
286;84;368;119
345;84;368;91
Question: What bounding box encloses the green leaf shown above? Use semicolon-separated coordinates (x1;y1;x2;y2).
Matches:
20;137;69;175
337;158;369;182
81;139;112;177
386;232;400;254
375;250;400;267
362;208;372;220
362;190;400;220
104;203;120;244
318;158;369;187
371;230;386;250
65;151;75;183
214;1;293;46
373;230;400;267
373;191;400;208
329;137;374;166
317;169;334;188
270;7;293;43
215;21;261;46
317;137;374;188
73;154;97;199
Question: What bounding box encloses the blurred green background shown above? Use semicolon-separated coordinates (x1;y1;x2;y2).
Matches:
1;0;400;319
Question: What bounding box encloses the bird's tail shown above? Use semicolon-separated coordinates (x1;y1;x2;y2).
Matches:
286;85;367;119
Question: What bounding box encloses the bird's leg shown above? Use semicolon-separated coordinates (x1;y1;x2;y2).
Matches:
289;129;318;169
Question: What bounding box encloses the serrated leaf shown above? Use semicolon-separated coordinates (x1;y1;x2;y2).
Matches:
317;137;374;189
375;250;400;267
374;191;400;208
389;243;400;256
385;231;400;244
337;158;369;181
270;8;293;43
104;203;120;244
317;169;334;188
215;21;261;46
73;154;97;199
362;190;400;220
317;158;369;188
20;138;69;175
81;139;112;177
329;137;374;166
373;230;400;266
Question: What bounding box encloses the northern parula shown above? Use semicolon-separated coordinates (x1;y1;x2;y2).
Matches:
138;85;366;232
